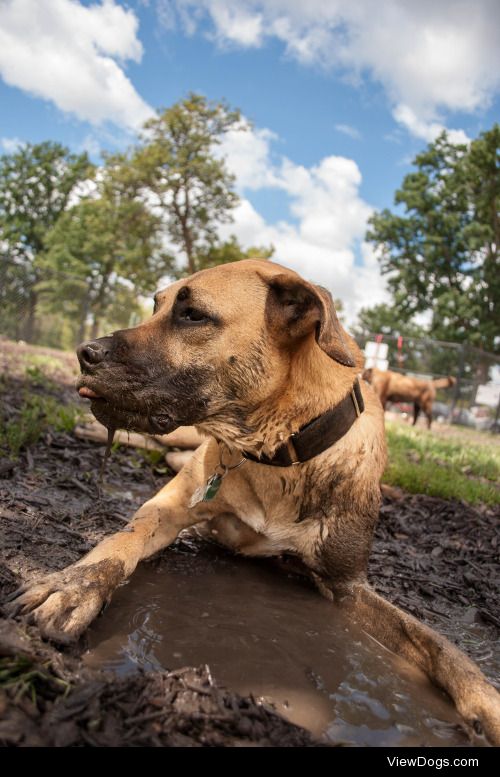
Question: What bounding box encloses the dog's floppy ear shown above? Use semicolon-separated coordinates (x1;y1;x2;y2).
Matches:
265;273;356;367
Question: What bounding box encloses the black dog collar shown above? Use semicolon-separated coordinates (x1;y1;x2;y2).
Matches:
243;379;364;467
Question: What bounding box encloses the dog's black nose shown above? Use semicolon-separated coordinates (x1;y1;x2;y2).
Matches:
77;339;110;370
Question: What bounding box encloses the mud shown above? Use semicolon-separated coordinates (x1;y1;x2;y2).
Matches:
84;541;470;746
0;619;321;747
1;339;499;746
369;495;500;685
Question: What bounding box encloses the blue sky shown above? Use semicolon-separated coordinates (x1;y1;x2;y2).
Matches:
1;0;499;319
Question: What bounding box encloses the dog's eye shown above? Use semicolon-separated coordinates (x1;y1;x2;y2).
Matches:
179;307;210;324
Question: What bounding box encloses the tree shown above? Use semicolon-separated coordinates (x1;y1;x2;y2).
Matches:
459;124;500;351
0;142;93;341
171;235;274;279
40;161;168;344
366;127;499;352
353;302;426;339
132;93;242;275
332;297;345;324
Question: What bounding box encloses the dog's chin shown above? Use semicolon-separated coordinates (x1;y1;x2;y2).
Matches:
89;400;178;436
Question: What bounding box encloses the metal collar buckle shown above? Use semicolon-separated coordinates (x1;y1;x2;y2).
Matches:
286;433;300;465
351;388;361;417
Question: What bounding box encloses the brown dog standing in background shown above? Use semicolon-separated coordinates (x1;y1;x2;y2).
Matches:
363;367;456;428
6;260;499;743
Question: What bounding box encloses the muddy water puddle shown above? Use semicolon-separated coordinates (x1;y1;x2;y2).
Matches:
85;544;470;746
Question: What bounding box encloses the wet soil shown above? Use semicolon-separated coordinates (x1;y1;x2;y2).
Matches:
84;545;470;746
0;619;321;747
1;340;499;746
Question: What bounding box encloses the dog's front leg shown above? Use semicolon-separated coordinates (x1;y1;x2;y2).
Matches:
5;456;205;643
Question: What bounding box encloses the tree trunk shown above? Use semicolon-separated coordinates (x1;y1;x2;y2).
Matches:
184;229;195;274
172;189;195;274
76;311;87;346
89;272;112;341
90;316;100;341
182;185;195;274
76;293;91;346
23;289;37;343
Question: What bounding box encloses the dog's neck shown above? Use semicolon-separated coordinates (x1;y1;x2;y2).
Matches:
197;346;359;459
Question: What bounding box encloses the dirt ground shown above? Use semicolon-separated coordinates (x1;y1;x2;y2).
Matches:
1;339;499;747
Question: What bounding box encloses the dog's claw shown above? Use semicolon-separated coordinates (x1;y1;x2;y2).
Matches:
3;559;124;643
3;584;29;603
4;581;54;617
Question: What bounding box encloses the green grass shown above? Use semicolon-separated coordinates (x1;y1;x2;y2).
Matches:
0;655;70;704
0;341;77;383
0;391;85;458
23;352;68;374
384;421;500;505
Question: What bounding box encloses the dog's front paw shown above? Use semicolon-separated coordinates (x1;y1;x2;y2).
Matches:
4;558;125;643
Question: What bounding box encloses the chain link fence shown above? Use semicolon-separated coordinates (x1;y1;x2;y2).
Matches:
355;333;500;432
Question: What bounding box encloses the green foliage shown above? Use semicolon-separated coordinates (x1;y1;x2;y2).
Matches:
23;352;69;376
34;312;81;351
0;142;93;342
384;422;500;505
365;125;500;352
173;235;274;278
39;158;169;342
0;655;70;704
0;387;84;458
133;93;242;274
25;364;53;388
353;302;427;339
0;94;250;348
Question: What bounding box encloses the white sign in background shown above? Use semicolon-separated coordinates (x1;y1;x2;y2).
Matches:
364;341;389;371
364;357;389;371
364;342;389;359
475;383;500;408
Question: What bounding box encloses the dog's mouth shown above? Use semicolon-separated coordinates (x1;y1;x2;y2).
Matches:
76;378;177;435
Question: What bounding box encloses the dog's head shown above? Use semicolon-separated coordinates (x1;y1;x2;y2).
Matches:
76;260;362;443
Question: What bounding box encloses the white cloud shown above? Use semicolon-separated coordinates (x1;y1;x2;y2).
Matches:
335;124;362;141
153;0;178;31
208;2;264;47
1;137;24;153
217;123;280;189
393;105;470;146
218;124;388;322
0;0;153;129
170;0;500;140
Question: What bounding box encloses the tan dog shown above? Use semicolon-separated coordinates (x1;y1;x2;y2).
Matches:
363;367;456;428
6;260;499;743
